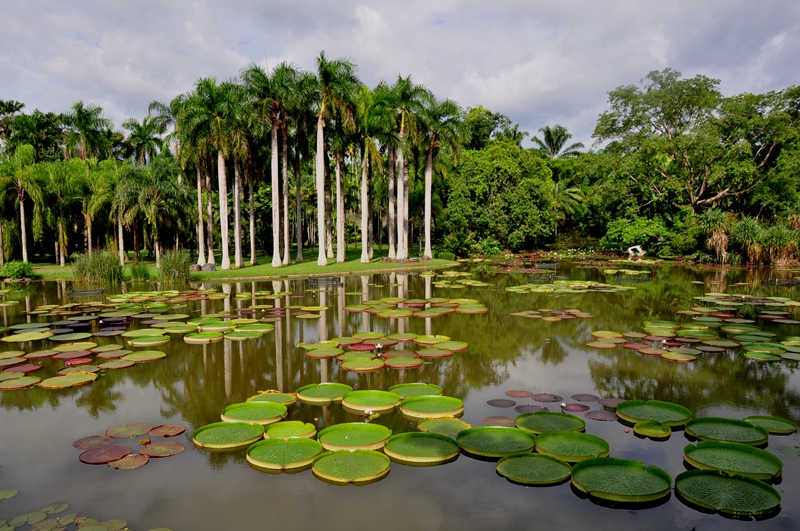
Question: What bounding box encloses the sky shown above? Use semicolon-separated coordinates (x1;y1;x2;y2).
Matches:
1;0;799;148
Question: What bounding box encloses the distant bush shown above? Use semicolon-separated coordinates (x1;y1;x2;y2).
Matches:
72;251;123;286
160;249;191;288
1;260;35;279
128;261;150;281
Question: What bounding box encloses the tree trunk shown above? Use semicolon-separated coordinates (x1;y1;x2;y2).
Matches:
205;166;215;265
85;212;92;257
196;166;206;265
271;124;281;268
402;156;409;258
59;220;66;267
315;115;327;266
295;149;304;263
424;145;434;259
133;220;140;261
233;158;244;268
155;238;161;268
335;150;345;263
360;144;369;263
248;159;257;266
368;156;374;259
18;191;27;263
395;141;406;259
0;221;4;267
217;150;231;270
388;148;396;259
282;124;290;265
325;154;333;260
117;217;124;266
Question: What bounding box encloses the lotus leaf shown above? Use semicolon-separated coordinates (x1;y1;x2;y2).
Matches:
456;426;537;458
571;457;672;503
400;396;464;419
192;422;265;449
342;390;402;413
265;421;316;439
39;372;97;389
616;399;692;426
221;402;287;425
383;432;460;465
496;453;572;485
312;449;390;485
674;469;780;516
516;411;585;434
685;417;769;446
535;432;610;462
247;438;323;470
317;422;392;451
296;382;353;405
684;441;783;480
743;415;798;434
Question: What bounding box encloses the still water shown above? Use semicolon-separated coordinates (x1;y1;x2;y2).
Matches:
1;263;799;531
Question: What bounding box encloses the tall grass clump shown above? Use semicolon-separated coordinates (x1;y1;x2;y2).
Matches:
160;249;191;288
128;261;150;281
72;251;123;286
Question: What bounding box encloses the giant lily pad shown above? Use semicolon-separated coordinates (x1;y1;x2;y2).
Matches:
109;454;149;470
221;402;288;425
400;396;464;419
265;421;316;439
616;399;692;426
674;469;780;516
247;438;323;471
685;418;769;446
121;350;166;363
149;424;186;438
416;348;453;359
2;331;53;342
127;335;170;347
342;390;402;413
384;356;424;369
316;422;392;451
79;445;131;464
535;432;610;462
106;423;153;438
571;457;672;503
389;382;443;398
140;441;185;457
39;371;97;389
184;332;223;344
312;449;391;485
515;411;585;434
73;435;116;449
296;382;353;405
417;417;472;436
496;454;572;486
247;390;297;407
341;358;385;372
383;432;460;465
456;427;537;458
192;421;265;449
633;422;671;439
684;441;783;480
0;375;41;389
121;329;167;338
743;415;798;434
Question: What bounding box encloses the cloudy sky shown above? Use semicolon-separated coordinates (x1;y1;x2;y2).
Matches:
2;0;798;147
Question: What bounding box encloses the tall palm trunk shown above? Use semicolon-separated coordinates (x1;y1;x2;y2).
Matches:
360;144;369;263
117;217;124;266
196;166;206;265
403;156;409;257
59;221;66;267
294;149;304;263
18;190;27;263
325;156;333;259
86;214;93;256
423;143;434;259
248;160;257;266
0;221;5;266
388;148;396;259
335;151;345;263
233;158;244;268
281;125;290;265
315;116;327;266
205;168;215;265
395;140;406;259
271;124;281;268
217;150;231;270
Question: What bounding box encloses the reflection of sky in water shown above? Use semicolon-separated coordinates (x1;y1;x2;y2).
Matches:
1;266;799;530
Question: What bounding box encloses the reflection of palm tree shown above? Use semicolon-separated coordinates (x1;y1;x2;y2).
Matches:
532;124;584;159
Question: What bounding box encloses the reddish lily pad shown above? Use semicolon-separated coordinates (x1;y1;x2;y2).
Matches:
483;416;516;427
149;424;186;438
515;404;549;414
506;389;535;398
623;343;650;350
106;423;153;439
585;410;619;421
108;454;149;470
598;398;625;408
532;393;563;403
73;435;116;450
416;348;453;359
53;351;91;360
63;358;93;367
571;394;600;402
140;441;185;457
488;399;517;408
3;363;42;374
564;403;591;412
79;446;131;464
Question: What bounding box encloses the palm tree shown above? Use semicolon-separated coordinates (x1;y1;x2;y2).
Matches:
532;124;584;159
85;159;119;259
40;158;85;266
181;77;239;270
0;145;43;262
314;52;360;266
65;101;112;160
420;96;462;259
122;115;164;165
551;177;585;237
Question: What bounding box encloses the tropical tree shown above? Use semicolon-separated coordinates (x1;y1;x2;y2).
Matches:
40;158;86;266
551;177;585;237
85;159;120;258
65;101;112;161
532;124;584;160
0;145;44;262
123;115;164;165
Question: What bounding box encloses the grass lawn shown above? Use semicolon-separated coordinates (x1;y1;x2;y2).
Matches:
32;244;457;282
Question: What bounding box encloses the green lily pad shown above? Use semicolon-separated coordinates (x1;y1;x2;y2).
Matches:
312;449;391;485
296;382;353;405
221;402;288;425
247;391;297;407
416;347;453;358
400;395;464;419
684;441;783;480
316;422;392;451
183;332;224;344
247;438;324;470
743;351;782;362
98;360;135;370
121;350;166;363
388;382;443;398
534;432;610;462
571;457;672;503
515;411;585;434
456;426;537;458
0;371;23;382
633;421;672;439
304;347;343;359
0;490;18;500
384;356;424;369
39;502;69;514
106;423;153;438
265;421;317;439
743;416;798;434
192;421;265;449
121;329;167;338
341;358;385;372
616;399;692;426
383;432;460;465
2;331;54;342
386;333;418;341
417;417;472;436
434;341;468;351
224;331;263;341
685;418;769;446
414;334;450;345
342;390;402;413
38;371;97;389
496;454;572;485
674;469;780;516
127;335;170;347
0;375;41;389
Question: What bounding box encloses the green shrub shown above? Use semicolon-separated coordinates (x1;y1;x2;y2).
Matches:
1;260;35;279
435;250;456;261
471;236;503;257
160;249;191;288
72;251;123;286
128;261;150;281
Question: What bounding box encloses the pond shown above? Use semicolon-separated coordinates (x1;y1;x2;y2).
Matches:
0;262;799;531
